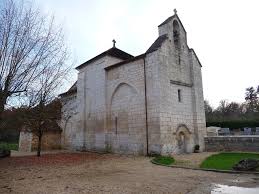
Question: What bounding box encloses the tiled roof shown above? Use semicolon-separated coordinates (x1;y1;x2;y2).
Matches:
62;14;191;97
189;48;202;67
146;34;168;54
105;54;145;70
75;47;133;70
106;34;169;70
59;82;77;97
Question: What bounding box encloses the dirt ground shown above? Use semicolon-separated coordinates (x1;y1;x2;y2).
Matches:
174;152;216;168
0;152;259;194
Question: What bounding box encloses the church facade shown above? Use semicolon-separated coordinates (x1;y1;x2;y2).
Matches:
60;11;206;155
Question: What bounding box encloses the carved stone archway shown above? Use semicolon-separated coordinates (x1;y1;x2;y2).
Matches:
109;82;138;134
175;124;192;154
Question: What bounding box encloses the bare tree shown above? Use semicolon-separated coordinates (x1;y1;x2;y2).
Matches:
23;55;70;156
204;100;213;114
245;86;258;113
0;0;68;120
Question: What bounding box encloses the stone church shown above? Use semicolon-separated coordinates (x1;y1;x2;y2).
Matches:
60;11;206;155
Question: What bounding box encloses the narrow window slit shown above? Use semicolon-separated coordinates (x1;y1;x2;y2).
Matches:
115;116;118;134
178;89;182;102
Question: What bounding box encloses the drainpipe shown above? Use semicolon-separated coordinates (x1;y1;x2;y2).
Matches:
143;57;149;156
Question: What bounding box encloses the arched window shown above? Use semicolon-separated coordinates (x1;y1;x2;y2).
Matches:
173;20;180;49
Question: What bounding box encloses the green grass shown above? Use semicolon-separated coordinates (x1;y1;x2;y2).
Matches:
153;156;175;165
200;152;259;170
0;142;18;151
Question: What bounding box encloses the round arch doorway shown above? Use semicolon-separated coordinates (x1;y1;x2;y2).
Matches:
176;124;192;154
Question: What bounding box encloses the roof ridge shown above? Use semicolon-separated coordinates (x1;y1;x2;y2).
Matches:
75;47;133;70
105;53;145;70
59;81;77;97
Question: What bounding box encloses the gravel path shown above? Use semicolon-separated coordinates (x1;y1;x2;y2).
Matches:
173;152;217;168
0;152;258;194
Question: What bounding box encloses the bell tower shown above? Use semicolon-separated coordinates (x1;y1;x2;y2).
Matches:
158;10;188;67
158;9;187;48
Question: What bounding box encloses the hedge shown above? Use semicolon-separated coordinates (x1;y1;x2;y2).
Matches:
0;129;19;143
206;120;259;129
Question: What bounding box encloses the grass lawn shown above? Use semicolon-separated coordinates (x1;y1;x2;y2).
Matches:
153;156;175;165
200;152;259;170
0;142;18;150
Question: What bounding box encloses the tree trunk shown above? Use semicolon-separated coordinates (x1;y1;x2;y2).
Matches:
37;133;42;157
0;103;4;121
0;94;7;121
37;101;44;157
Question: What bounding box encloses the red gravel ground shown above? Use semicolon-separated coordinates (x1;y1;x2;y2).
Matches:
0;152;258;194
0;152;116;167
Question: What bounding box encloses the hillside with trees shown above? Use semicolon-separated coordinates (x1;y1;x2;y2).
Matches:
205;86;259;128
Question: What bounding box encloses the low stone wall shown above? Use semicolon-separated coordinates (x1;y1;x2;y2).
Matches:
31;131;61;151
19;131;32;152
19;130;61;152
205;136;259;152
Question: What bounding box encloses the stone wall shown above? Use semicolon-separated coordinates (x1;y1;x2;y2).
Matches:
19;131;32;152
190;49;206;151
60;93;80;149
60;56;124;151
145;51;162;154
151;16;206;154
205;136;259;152
19;131;61;152
60;13;206;156
106;58;146;154
31;131;61;151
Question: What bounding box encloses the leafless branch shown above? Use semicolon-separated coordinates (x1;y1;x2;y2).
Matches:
0;0;71;119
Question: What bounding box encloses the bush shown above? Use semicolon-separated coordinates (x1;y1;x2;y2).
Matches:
206;120;259;129
0;142;18;151
0;128;19;143
153;156;175;165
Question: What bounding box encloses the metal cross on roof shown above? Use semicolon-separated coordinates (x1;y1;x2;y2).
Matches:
112;39;116;48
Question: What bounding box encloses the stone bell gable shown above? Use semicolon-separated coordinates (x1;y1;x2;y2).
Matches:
60;10;206;155
143;10;206;154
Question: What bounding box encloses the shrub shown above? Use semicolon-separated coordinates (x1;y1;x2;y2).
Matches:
206;120;259;129
153;156;175;165
0;142;18;151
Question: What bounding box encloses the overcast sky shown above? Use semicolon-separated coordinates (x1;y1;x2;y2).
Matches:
34;0;259;108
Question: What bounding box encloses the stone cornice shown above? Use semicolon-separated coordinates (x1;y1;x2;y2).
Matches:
170;80;193;87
